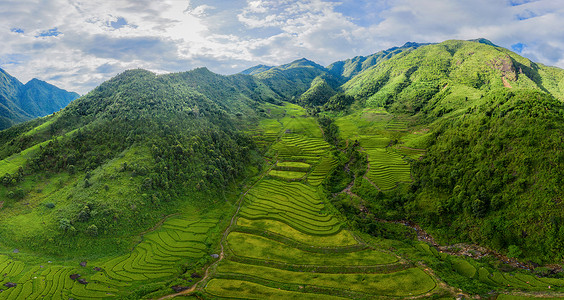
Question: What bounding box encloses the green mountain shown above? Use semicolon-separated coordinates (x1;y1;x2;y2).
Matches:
249;58;342;101
340;39;564;262
2;39;564;299
298;75;337;107
0;68;28;128
240;64;274;75
327;42;428;80
0;67;79;130
0;67;281;256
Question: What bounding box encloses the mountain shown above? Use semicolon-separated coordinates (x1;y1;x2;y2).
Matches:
340;39;564;262
0;67;79;130
298;75;337;107
0;68;28;128
0;67;281;257
327;42;429;80
240;64;274;75
249;58;343;101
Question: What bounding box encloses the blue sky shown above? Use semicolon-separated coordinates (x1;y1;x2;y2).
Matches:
1;0;563;94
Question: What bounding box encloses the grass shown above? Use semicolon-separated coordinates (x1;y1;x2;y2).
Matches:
216;260;436;297
227;232;397;266
452;258;476;278
236;217;358;247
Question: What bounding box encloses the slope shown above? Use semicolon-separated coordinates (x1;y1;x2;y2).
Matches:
339;39;564;263
0;68;282;259
327;42;428;80
251;58;343;101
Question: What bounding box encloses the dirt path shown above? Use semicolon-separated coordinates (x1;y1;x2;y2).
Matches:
502;76;512;88
158;160;277;299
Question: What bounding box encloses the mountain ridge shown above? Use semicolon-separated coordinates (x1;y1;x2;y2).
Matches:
0;67;79;130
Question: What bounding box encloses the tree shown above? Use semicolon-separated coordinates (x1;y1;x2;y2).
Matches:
86;224;98;236
507;245;522;258
59;218;71;231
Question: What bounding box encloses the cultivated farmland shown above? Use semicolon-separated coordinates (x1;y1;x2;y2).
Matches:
201;103;441;299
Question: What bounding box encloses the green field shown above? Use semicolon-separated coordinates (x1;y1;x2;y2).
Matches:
227;231;397;266
237;217;358;247
275;161;312;171
206;279;348;300
268;169;307;180
216;261;436;296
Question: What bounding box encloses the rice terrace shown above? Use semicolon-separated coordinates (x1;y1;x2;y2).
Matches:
2;2;564;298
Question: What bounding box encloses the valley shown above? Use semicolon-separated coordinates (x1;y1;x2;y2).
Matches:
1;39;564;299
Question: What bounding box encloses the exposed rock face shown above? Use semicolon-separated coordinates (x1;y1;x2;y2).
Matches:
489;55;518;81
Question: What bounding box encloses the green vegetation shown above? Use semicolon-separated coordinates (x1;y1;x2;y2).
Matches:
216;261;436;296
268;169;306;180
3;38;564;298
227;231;396;265
206;279;347;300
237;217;358;247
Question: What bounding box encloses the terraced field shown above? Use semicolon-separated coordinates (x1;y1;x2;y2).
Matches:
307;154;338;186
202;107;441;299
334;109;415;191
253;118;282;145
365;148;412;190
385;117;408;131
267;169;306;180
275;161;311;171
0;212;220;299
239;180;341;236
273;135;330;164
94;217;216;284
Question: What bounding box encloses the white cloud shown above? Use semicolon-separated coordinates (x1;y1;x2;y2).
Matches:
0;0;563;94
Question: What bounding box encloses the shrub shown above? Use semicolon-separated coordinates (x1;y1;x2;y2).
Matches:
86;224;98;236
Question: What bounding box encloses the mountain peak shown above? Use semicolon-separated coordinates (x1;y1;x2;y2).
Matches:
468;38;497;47
240;64;274;75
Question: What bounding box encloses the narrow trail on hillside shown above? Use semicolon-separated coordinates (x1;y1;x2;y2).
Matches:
158;160;277;299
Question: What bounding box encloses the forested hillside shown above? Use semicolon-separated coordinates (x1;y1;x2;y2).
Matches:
0;68;282;257
338;39;564;263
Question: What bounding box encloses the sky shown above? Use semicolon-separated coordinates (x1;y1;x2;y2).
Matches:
1;0;563;94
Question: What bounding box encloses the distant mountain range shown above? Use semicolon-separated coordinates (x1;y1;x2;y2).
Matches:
0;68;79;130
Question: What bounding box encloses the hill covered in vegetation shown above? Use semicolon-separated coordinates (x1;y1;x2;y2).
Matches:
0;68;79;130
337;39;564;263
